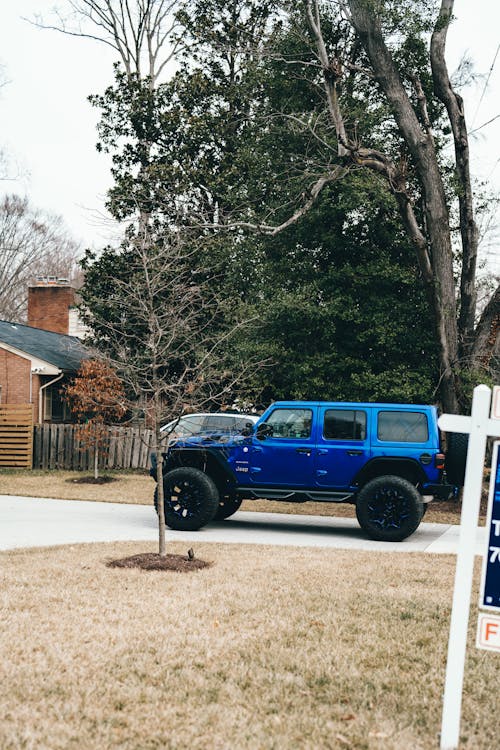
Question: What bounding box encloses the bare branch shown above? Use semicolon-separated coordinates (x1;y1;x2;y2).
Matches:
197;169;347;236
409;74;433;136
307;0;349;156
29;0;183;84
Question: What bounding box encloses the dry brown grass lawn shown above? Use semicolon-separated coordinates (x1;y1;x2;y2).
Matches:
0;541;495;749
0;469;151;504
0;469;475;525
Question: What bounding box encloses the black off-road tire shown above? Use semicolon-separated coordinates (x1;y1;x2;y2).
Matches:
445;432;469;487
356;475;424;542
214;495;243;521
158;467;219;531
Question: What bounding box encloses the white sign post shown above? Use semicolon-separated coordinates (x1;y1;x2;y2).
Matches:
438;384;500;750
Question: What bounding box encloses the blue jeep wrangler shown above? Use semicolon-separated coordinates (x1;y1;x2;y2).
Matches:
151;401;465;542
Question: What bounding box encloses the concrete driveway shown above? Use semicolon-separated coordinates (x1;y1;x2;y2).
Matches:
0;494;487;554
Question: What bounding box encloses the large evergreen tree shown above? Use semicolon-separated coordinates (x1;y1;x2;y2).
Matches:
231;175;439;406
64;0;499;414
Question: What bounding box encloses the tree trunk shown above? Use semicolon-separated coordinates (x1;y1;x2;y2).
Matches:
94;445;99;480
430;0;479;353
153;399;166;556
156;447;166;557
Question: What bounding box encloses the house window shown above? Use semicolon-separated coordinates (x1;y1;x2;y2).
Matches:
44;384;70;423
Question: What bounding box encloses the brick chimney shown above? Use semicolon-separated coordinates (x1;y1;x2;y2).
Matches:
28;277;76;334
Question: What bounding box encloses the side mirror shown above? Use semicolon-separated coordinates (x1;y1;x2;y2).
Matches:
256;422;273;440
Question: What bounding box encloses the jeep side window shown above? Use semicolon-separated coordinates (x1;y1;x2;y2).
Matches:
263;408;313;439
377;411;428;442
323;410;367;440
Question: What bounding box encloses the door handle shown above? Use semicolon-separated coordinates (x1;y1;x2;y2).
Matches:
296;448;312;455
347;450;362;456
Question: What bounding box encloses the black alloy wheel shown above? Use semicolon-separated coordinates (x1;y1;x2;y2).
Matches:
356;475;423;542
160;467;219;531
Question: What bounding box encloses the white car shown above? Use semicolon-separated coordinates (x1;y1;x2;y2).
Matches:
161;412;259;440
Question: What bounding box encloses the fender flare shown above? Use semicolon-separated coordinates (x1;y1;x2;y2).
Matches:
354;457;428;488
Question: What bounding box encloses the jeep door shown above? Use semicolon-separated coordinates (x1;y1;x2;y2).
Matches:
248;406;315;487
314;407;370;488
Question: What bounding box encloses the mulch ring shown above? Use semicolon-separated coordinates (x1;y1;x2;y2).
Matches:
68;476;118;485
106;552;212;572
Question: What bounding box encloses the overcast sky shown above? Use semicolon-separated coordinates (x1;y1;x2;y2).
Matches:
0;1;499;269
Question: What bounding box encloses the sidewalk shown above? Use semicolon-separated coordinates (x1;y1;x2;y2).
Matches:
0;494;487;554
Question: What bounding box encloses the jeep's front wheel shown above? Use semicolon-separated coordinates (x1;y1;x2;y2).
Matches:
356;475;423;542
161;467;219;531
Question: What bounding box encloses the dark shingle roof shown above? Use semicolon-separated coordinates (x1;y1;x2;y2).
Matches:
0;320;89;372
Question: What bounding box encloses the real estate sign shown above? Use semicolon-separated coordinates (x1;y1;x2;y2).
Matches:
476;440;500;653
438;386;500;750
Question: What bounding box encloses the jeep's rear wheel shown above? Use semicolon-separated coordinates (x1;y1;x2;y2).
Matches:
214;494;243;521
356;475;423;542
161;467;219;531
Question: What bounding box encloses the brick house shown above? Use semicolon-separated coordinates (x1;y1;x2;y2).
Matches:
0;279;89;423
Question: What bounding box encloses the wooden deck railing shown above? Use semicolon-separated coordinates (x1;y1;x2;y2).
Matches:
0;404;34;469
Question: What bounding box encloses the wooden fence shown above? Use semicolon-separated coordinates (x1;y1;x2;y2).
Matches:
32;424;154;470
0;404;34;468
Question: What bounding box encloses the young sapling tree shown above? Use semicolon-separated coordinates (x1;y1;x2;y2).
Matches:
63;358;127;479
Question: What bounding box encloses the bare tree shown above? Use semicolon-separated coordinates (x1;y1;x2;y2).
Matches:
335;1;466;412
33;1;189;237
0;195;81;322
80;221;257;556
316;0;498;410
32;0;184;87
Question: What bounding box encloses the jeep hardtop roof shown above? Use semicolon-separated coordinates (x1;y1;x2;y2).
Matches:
268;400;437;411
